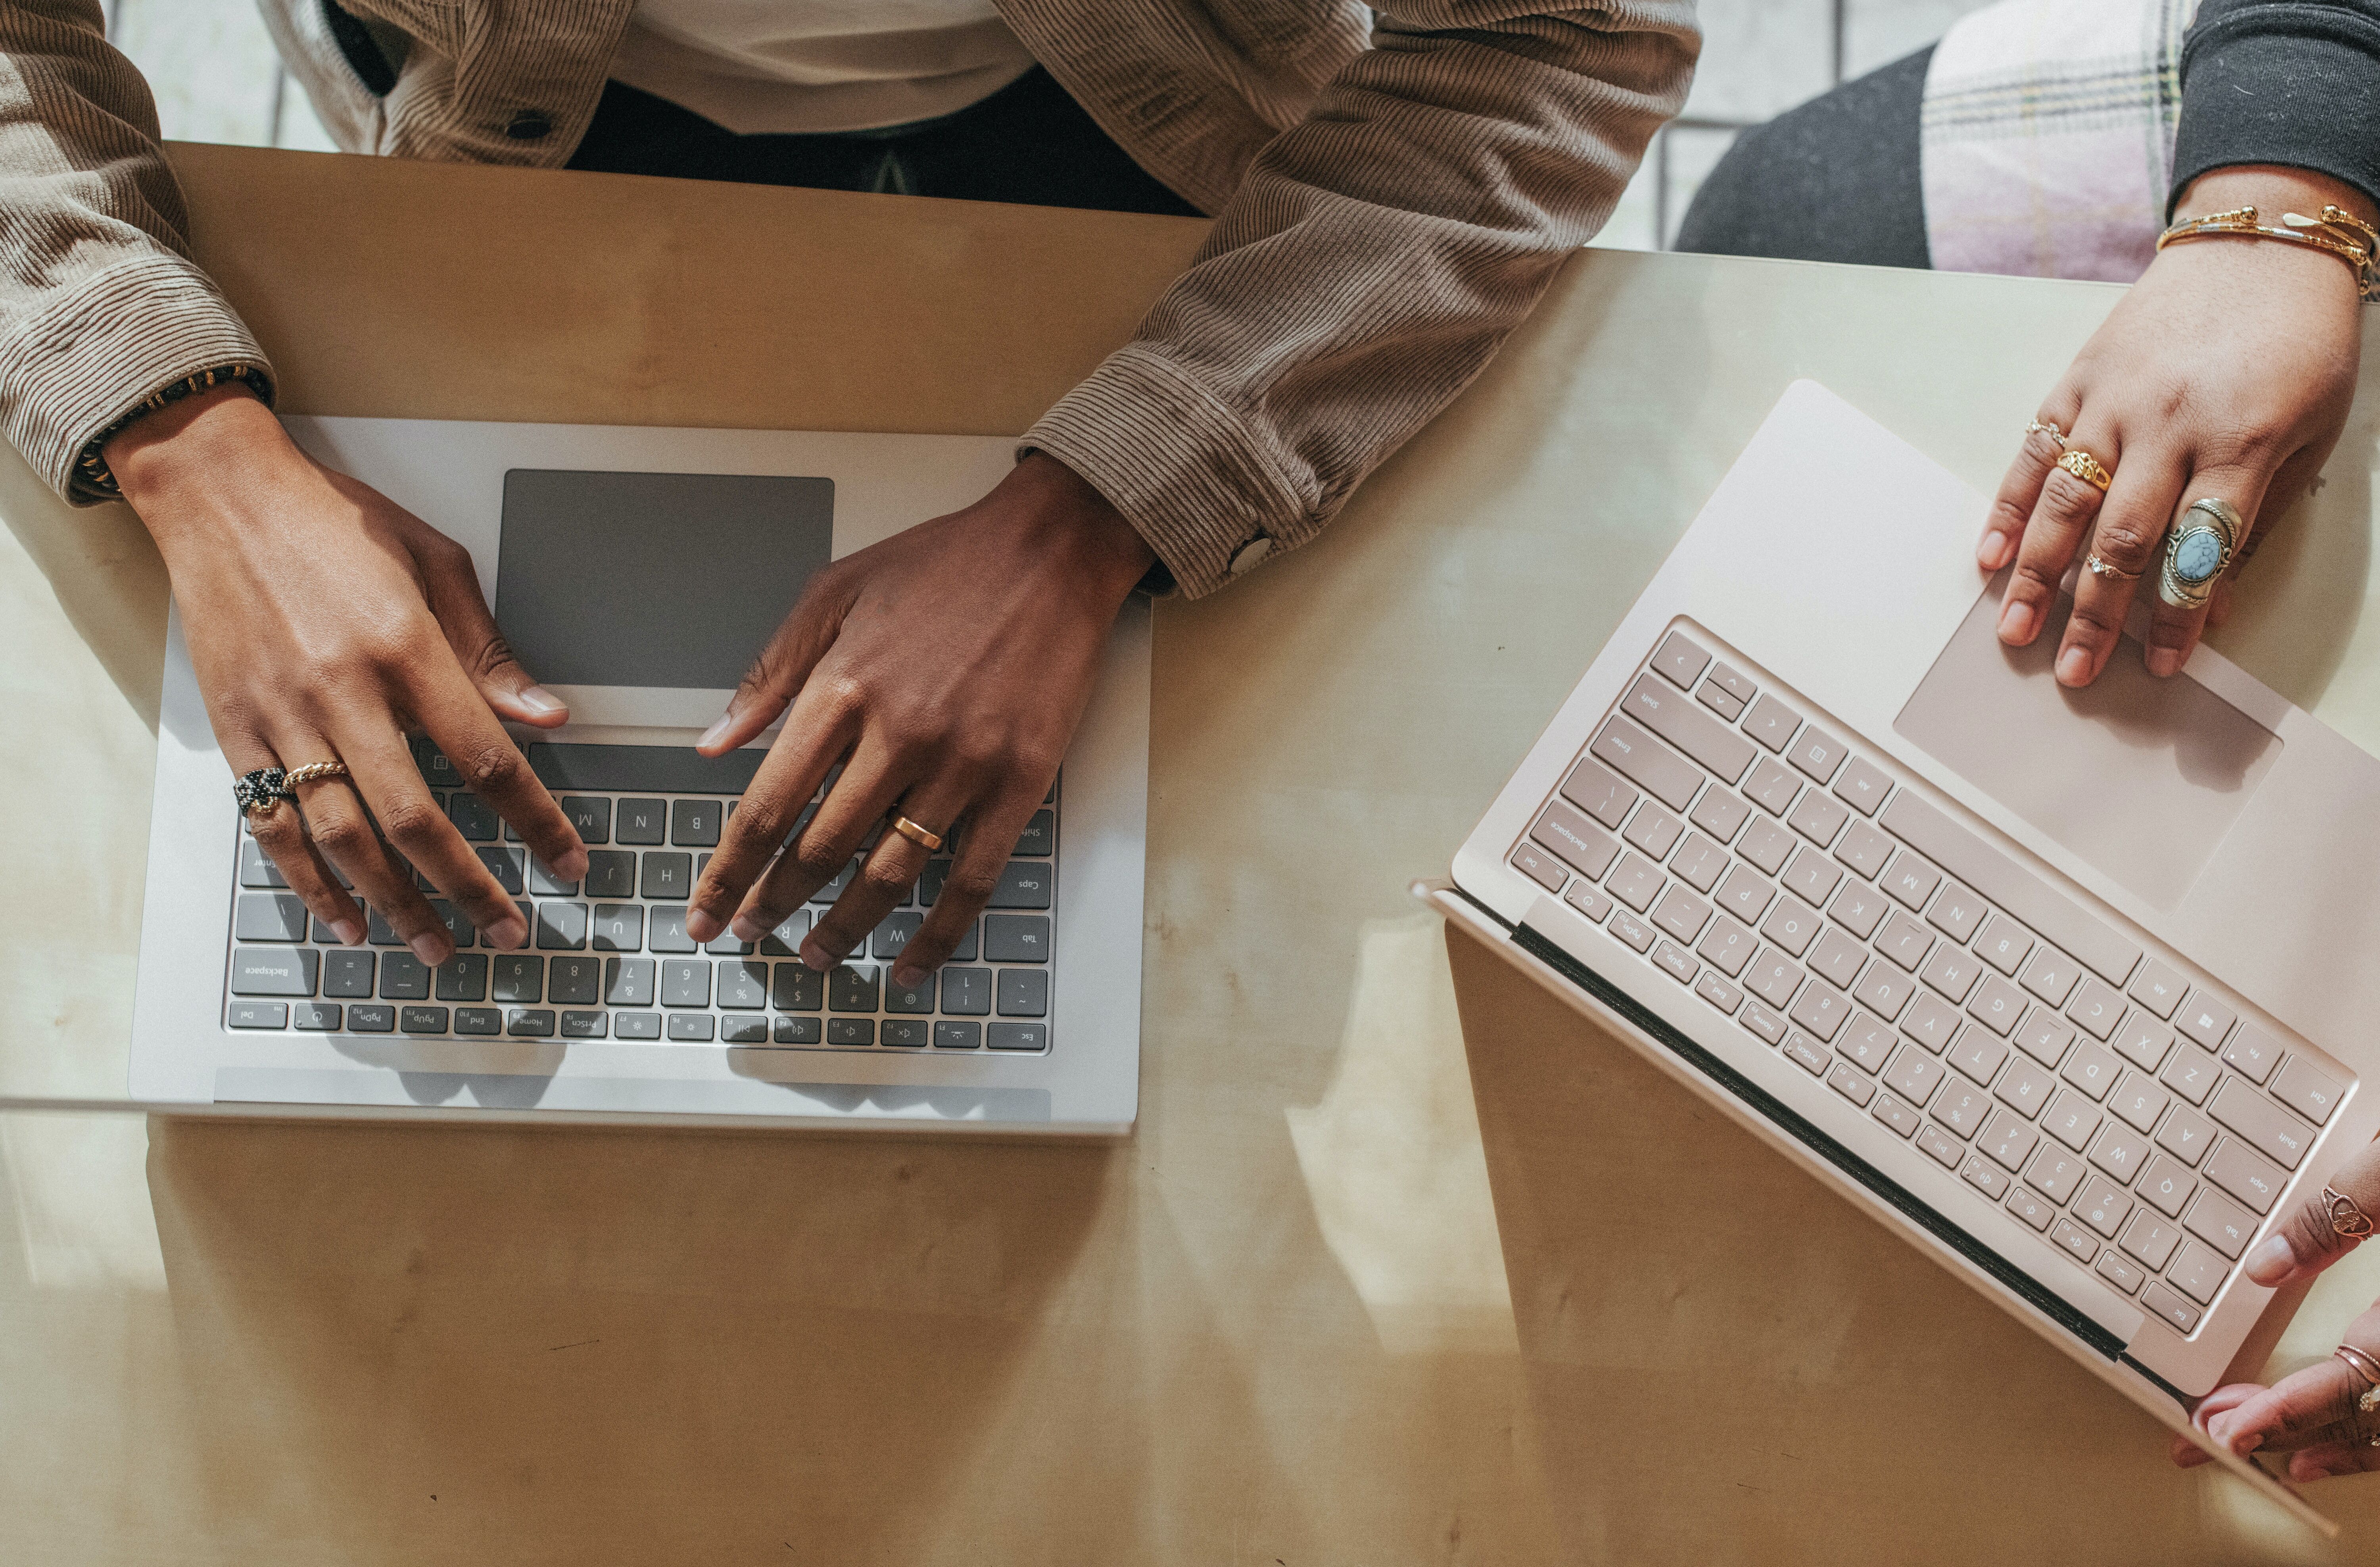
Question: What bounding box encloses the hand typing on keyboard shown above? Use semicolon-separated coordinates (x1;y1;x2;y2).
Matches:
683;453;1154;986
2177;1143;2380;1483
110;384;587;966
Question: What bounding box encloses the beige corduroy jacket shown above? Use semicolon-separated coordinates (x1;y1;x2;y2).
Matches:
0;0;1696;595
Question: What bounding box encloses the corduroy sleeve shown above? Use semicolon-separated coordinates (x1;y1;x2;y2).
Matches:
1022;2;1697;597
0;1;274;503
2171;0;2380;217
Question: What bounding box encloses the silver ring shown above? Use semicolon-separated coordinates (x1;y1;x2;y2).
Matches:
2336;1344;2380;1388
2159;497;2243;611
2025;418;2068;450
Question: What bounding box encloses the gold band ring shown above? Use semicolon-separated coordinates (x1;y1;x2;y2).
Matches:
2084;554;2141;582
2056;448;2113;492
2326;1184;2375;1239
282;760;350;789
2336;1344;2380;1388
2025;418;2067;449
889;814;945;853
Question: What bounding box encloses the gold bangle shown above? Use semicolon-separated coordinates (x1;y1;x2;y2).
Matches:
2056;447;2113;492
2156;204;2377;298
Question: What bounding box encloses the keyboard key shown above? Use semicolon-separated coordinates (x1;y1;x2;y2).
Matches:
227;1002;287;1029
1788;727;1847;784
1696;679;1745;722
1827;1062;1874;1106
588;904;643;952
2108;1073;2169;1135
1919;945;1981;1004
2096;1250;2146;1294
616;799;666;845
576;848;633;900
2272;1056;2344;1125
1995;1059;2056;1119
2060;1041;2121;1102
1670;833;1730;894
716;960;768;1010
2066;978;2125;1041
771;962;824;1011
1623;805;1684;860
2128;960;2186;1020
1651;630;1710;688
379;952;430;1000
638;851;691;901
1608;853;1666;912
1875;911;1934;973
401;1005;449;1036
871;911;924;961
367;907;404;947
997;969;1050;1017
1948;1029;2008;1085
1965;975;2025;1037
1012;808;1056;858
604;956;655;1007
1563;882;1613;924
1931;1075;1991;1136
1743;756;1801;816
1509;844;1564;891
1559;758;1638;829
988;862;1053;910
1607;909;1656;952
2074;1174;2132;1239
668;799;722;847
988;1023;1047;1052
1745;949;1804;1008
2159;1045;2220;1106
1531;801;1620;878
2139;1282;2200;1333
2050;1217;2099;1265
1693;972;1744;1014
2089;1122;2148;1183
535;901;588;951
2203;1137;2288;1214
648;906;697;954
668;1012;716;1042
1737;817;1797;876
1714;864;1774;924
1883;1043;1946;1104
476;847;525;895
1759;894;1821;956
1899;991;1962;1053
2110;1014;2173;1075
2177;991;2238;1053
1788;980;1850;1041
827;965;879;1013
2012;1007;2074;1069
1706;661;1758;707
1838;1015;1895;1074
1740;1000;1788;1044
527;855;579;897
1651;940;1697;984
1590;716;1702;811
1916;1122;1964;1168
1973;914;2032;977
454;1006;501;1035
1960;1153;2010;1199
292;1002;340;1031
660;959;710;1008
1740;694;1800;753
1831;820;1894;880
486;953;539;1004
435;953;488;1002
2025;1146;2086;1203
2153;1104;2214;1166
561;1010;608;1039
611;1010;661;1040
557;796;610;844
1780;846;1843;909
231;946;319;997
2222;1024;2283;1085
1881;851;1941;912
238;839;288;889
871;1018;925;1048
1688;787;1750;843
1786;788;1849;848
1879;791;2140;985
1652;886;1712;944
771;1015;821;1044
2137;1154;2198;1218
720;1014;768;1044
2208;1079;2313;1169
2166;1239;2231;1304
449;793;499;841
1696;916;1756;977
1806;926;1866;989
2039;1090;2101;1152
1979;1107;2038;1172
235;892;309;943
1828;882;1889;941
1781;1032;1828;1075
1870;1091;1919;1138
1831;755;1892;816
2006;1187;2056;1232
2020;948;2080;1008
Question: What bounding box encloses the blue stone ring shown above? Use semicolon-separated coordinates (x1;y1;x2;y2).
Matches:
2158;497;2243;611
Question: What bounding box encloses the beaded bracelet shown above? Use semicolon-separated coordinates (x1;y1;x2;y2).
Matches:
75;361;273;495
2155;204;2379;299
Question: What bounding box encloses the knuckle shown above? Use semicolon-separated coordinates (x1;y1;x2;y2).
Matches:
375;797;447;849
457;743;521;795
789;838;847;882
2036;472;2102;528
858;860;914;900
306;808;374;862
1985;497;2033;537
2090;518;2161;567
2289;1206;2346;1266
944;863;1001;906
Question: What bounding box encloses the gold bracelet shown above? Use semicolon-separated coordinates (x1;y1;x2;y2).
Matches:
2156;204;2378;299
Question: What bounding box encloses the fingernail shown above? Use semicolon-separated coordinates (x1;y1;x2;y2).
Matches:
729;915;764;942
2057;646;2092;686
2145;646;2182;679
408;933;448;966
1979;533;2013;569
1998;600;2036;643
516;684;566;717
800;939;833;972
333;918;364;947
685;909;719;942
2245;1234;2297;1285
489;916;527;951
697;713;733;751
892;965;923;990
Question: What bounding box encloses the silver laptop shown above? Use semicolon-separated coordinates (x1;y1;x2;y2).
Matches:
131;417;1146;1134
1430;382;2374;1534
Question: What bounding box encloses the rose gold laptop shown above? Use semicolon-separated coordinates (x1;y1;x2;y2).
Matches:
1428;382;2373;1535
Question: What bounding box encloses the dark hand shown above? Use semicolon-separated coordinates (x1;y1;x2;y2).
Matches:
114;385;586;966
682;452;1155;985
1980;166;2370;686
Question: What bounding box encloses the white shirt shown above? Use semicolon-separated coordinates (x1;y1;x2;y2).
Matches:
611;0;1038;136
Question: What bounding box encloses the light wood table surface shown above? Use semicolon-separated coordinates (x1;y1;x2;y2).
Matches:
4;142;2378;1564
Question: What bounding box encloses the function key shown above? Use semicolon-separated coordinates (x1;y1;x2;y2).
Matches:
2176;991;2238;1053
348;1003;394;1033
1651;630;1712;689
561;1010;608;1039
292;1002;340;1031
2127;960;2187;1020
934;1021;983;1050
2094;1249;2145;1295
1788;727;1847;784
774;1015;823;1044
614;1011;662;1040
1740;694;1801;754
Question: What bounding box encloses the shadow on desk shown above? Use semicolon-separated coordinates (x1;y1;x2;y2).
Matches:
1444;924;2340;1565
143;1118;1254;1563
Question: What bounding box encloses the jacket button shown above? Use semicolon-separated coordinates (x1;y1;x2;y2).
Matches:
505;109;552;140
1227;536;1273;576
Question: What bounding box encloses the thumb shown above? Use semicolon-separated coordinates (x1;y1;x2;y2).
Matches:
698;571;848;756
2245;1136;2380;1288
416;533;570;728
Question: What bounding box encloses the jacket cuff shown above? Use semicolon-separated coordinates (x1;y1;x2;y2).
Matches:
0;253;274;504
1021;345;1311;600
2171;0;2380;217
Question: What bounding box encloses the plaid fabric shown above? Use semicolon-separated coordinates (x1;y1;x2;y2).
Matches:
1921;0;2200;281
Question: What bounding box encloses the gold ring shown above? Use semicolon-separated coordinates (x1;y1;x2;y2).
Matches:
889;814;945;853
2337;1344;2380;1388
2025;418;2067;449
2084;554;2141;582
2326;1184;2374;1239
2056;448;2113;492
282;760;350;788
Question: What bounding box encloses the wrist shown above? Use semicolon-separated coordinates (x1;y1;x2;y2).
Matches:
1010;451;1161;600
107;384;313;553
2178;165;2380;229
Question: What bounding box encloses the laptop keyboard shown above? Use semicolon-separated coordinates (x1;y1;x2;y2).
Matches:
1509;626;2348;1337
223;741;1056;1056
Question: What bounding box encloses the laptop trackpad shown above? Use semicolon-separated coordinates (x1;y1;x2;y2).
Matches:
1894;581;2282;911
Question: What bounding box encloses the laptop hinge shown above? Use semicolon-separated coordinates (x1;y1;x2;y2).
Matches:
1506;916;2127;1364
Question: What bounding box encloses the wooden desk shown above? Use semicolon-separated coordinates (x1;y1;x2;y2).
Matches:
4;143;2378;1563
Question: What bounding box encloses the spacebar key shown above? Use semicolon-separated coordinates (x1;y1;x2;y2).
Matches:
1879;791;2140;985
1588;716;1703;812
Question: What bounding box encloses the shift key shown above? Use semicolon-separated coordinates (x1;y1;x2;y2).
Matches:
1622;676;1756;784
2208;1079;2315;1170
1590;716;1704;812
